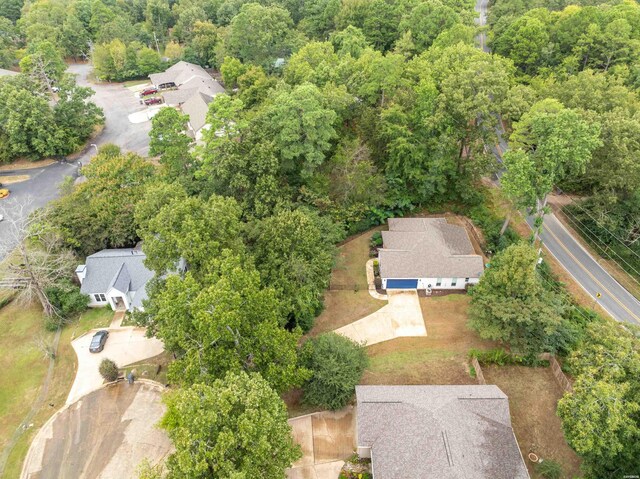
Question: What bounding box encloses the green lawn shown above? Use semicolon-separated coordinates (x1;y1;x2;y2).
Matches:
0;304;113;478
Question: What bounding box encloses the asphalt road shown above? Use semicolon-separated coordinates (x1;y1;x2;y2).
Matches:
474;0;640;324
527;214;640;324
0;63;151;259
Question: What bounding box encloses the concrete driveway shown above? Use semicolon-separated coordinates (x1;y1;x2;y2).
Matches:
67;328;164;404
22;381;172;479
334;291;426;346
287;408;356;479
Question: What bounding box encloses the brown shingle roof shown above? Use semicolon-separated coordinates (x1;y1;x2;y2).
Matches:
379;218;484;279
356;385;530;479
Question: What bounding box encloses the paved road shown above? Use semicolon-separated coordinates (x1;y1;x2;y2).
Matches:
0;63;151;260
474;0;640;324
527;214;640;324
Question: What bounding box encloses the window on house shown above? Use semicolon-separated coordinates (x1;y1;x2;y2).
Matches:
451;278;458;287
435;278;442;287
94;294;106;302
465;278;470;283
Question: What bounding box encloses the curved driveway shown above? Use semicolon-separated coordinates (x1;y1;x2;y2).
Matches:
21;382;172;479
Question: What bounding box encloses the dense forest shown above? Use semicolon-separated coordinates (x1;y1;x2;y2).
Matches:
2;0;640;477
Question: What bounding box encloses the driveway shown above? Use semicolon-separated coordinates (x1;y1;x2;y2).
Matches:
67;328;164;404
287;408;356;479
334;291;426;346
21;381;172;479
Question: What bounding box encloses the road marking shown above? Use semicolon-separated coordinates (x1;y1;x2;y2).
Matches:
543;223;640;324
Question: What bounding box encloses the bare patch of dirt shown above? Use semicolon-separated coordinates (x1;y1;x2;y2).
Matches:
483;365;582;479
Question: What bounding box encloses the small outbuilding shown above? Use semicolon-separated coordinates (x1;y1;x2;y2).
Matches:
378;218;484;291
355;385;530;479
76;248;154;312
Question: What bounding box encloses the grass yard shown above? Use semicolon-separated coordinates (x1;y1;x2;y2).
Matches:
120;351;173;385
482;365;582;479
310;228;385;335
362;294;497;385
0;304;112;478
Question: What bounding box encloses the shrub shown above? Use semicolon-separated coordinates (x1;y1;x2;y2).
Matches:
45;280;89;319
300;333;369;410
535;459;562;479
468;348;549;367
369;231;382;248
0;293;13;310
99;358;119;382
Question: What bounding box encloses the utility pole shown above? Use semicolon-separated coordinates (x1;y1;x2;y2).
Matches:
153;32;161;56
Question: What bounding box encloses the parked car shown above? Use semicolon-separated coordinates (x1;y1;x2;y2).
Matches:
140;87;158;97
89;330;109;353
0;188;9;199
144;97;163;106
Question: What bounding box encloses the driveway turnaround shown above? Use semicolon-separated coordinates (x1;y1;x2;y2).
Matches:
287;408;356;479
21;381;172;479
334;291;426;346
67;328;164;404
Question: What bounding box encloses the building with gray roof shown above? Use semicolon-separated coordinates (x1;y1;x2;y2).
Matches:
378;218;484;291
149;61;225;141
356;385;530;479
76;248;154;311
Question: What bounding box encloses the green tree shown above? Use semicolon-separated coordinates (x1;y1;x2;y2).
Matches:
300;332;368;410
149;107;195;187
137;194;244;279
48;146;154;256
185;21;219;67
468;242;569;354
493;15;550;76
259;83;337;179
136;47;162;76
248;209;340;331
146;256;309;391
19;41;67;85
501;99;601;238
160;372;301;478
224;3;295;67
399;0;461;53
558;321;640;478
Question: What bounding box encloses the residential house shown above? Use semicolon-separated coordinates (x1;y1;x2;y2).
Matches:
149;61;225;141
356;385;530;479
76;248;154;312
378;218;484;290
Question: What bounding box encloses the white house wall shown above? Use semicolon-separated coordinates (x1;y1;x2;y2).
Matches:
382;277;480;290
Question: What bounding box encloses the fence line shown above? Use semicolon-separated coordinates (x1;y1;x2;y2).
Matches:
471;357;486;385
539;353;573;393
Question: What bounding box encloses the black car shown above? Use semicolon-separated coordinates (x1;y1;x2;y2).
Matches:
89;330;109;353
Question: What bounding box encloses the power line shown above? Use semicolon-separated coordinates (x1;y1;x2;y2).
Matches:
559;207;640;283
557;190;640;262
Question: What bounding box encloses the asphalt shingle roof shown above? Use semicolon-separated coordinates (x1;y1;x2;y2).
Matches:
379;218;484;279
79;249;153;296
356;385;530;479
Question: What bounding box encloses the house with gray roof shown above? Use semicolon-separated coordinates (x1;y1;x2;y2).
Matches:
356;385;530;479
149;61;225;141
76;248;154;312
379;218;484;291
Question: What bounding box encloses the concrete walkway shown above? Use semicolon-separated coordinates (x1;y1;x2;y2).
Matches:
67;328;164;404
335;291;426;346
365;259;387;300
287;408;356;479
